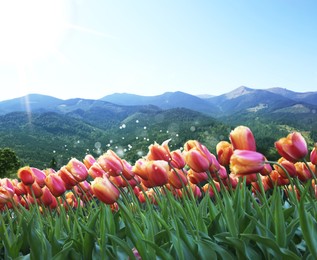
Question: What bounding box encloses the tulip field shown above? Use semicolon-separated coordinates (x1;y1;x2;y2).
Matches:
1;125;317;259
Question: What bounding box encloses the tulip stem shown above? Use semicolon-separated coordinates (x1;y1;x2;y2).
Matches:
303;158;317;183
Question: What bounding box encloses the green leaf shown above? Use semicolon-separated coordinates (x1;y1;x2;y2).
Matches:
273;187;286;247
299;183;317;259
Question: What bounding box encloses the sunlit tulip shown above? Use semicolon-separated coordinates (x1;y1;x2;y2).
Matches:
275;132;308;162
310;144;317;165
274;158;297;178
18;166;35;185
168;168;188;189
230;150;265;176
216;141;233;166
66;158;89;182
83;154;96;169
170;149;186;169
45;173;67;197
147;139;171;162
229;126;256;151
91;177;120;204
146;160;169;187
97;150;123;176
132;159;149;180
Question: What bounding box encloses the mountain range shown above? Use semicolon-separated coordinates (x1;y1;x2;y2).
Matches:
0;86;316;169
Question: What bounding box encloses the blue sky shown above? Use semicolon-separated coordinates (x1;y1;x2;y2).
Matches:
0;0;316;101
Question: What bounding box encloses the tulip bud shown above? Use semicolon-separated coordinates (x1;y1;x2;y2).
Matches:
310;144;317;165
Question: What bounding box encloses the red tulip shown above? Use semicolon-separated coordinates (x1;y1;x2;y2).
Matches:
275;132;308;162
18;166;35;185
97;150;123;176
146;160;169;187
83;154;96;169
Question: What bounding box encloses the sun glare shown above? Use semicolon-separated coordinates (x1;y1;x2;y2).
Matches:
0;0;69;65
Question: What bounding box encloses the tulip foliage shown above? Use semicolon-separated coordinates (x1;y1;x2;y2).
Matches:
1;125;317;259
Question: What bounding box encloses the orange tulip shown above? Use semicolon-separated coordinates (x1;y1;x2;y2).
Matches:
230;150;265;176
91;177;120;204
216;141;233;166
229;126;256;151
275;132;308;162
187;169;208;184
295;162;313;182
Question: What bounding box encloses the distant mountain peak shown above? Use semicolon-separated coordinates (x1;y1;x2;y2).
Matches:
225;86;254;99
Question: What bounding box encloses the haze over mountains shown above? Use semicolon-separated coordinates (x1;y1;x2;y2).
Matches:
1;86;316;169
1;86;317;117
